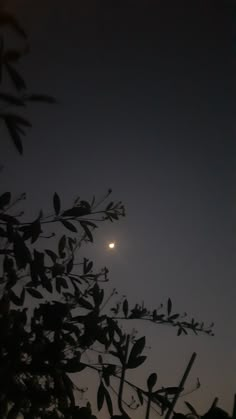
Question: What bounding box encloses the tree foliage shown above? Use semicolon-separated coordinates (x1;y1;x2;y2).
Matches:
0;9;216;419
0;9;56;155
0;189;214;419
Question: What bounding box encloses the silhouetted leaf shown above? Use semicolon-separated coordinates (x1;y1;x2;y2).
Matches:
56;276;68;293
147;373;157;391
104;386;113;416
128;336;145;364
3;113;31;127
97;382;105;411
177;328;182;336
30;219;42;243
58;234;66;257
0;192;11;209
9;288;25;306
63;359;86;373
13;232;31;268
185;401;198;416
53;192;60;215
0;213;19;224
41;277;53;293
6;223;14;242
61;219;77;232
0;92;25;106
82;220;97;229
127;355;147;369
4;117;23;154
66;258;73;274
27;288;43;299
62;206;90;217
78;298;93;310
83;259;93;274
137;388;144;405
92;283;102;307
0;226;7;237
164;387;181;395
123;299;128;318
167;298;172;316
80;221;93;242
5;62;26;90
45;249;57;263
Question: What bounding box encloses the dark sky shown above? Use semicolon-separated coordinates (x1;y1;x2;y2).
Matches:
1;0;235;416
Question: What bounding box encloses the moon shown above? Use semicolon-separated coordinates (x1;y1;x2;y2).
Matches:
108;242;115;249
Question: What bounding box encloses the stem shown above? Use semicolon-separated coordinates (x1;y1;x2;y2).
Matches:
146;392;152;419
165;352;196;419
118;334;130;417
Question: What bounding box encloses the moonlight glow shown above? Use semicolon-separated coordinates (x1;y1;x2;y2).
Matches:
108;242;115;249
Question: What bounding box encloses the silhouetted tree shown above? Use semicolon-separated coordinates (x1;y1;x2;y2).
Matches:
0;10;215;419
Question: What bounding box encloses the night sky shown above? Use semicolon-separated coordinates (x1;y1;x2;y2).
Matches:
1;0;235;416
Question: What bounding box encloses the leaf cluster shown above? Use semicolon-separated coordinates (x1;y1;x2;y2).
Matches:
0;11;56;155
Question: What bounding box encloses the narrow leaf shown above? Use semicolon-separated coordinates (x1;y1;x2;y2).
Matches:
53;192;61;215
97;382;105;411
27;288;43;299
0;192;11;209
123;299;128;318
167;298;172;316
61;219;77;232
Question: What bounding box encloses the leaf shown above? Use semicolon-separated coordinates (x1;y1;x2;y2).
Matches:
58;234;66;257
177;328;182;336
92;283;102;307
3;113;31;127
0;92;25;106
104;386;113;416
56;276;68;293
5;62;26;90
0;192;11;209
61;219;77;232
127;355;147;369
80;221;93;242
26;288;43;299
168;313;179;321
4;116;23;154
13;233;31;269
83;259;93;274
9;288;25;306
62;206;90;217
41;277;53;293
0;213;19;224
128;336;145;363
185;401;198;416
53;192;61;215
147;373;157;391
0;226;7;237
97;382;105;411
63;359;86;373
82;220;97;228
30;219;42;243
123;299;128;318
45;249;57;263
66;258;73;274
78;298;94;310
137;388;144;405
167;298;172;316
